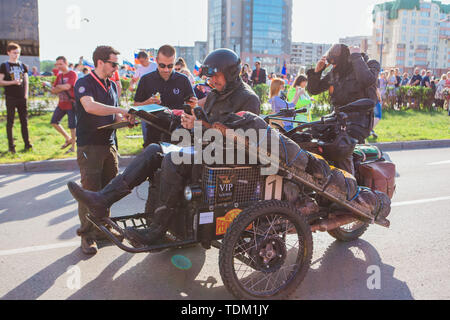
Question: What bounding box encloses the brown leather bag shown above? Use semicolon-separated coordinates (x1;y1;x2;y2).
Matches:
358;161;396;199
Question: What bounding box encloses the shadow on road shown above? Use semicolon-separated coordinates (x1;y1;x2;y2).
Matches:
294;239;414;300
0;175;29;188
0;172;79;224
67;246;233;300
1;248;89;300
1;238;412;300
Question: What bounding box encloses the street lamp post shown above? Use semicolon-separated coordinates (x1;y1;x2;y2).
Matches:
380;12;386;68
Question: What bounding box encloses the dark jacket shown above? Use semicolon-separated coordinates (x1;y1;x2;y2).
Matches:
307;53;380;109
307;53;380;142
251;68;267;86
204;79;261;123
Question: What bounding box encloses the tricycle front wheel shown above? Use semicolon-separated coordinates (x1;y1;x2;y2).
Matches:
219;200;313;300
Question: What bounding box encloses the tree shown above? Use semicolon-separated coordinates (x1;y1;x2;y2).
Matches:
40;60;56;73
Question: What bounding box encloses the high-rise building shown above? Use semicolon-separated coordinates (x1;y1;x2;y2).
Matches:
175;41;208;71
370;0;449;75
0;0;40;70
289;42;332;75
138;42;207;72
208;0;293;74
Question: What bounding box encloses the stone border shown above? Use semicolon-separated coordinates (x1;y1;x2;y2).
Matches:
1;140;450;175
373;139;450;152
0;156;135;175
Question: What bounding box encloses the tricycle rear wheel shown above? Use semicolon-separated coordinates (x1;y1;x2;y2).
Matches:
327;221;369;242
219;200;313;300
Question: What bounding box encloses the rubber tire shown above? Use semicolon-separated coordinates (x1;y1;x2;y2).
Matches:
327;222;369;242
219;200;313;300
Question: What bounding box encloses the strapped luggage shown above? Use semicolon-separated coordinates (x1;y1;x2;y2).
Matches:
358;161;396;199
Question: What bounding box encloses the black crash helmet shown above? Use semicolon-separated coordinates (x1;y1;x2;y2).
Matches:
200;48;242;83
326;44;350;66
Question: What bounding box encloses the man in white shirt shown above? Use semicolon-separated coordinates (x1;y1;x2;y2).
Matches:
129;51;157;91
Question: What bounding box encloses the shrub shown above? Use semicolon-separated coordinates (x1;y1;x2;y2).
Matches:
253;83;269;104
384;86;433;110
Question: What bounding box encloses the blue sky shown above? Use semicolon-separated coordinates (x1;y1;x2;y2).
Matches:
37;0;439;63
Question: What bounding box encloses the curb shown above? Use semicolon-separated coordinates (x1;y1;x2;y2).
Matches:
1;140;450;175
0;156;135;175
372;139;450;152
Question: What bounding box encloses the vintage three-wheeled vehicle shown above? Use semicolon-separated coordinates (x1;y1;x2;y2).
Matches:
89;99;396;300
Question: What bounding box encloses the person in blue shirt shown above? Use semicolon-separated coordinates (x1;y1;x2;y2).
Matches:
269;77;301;131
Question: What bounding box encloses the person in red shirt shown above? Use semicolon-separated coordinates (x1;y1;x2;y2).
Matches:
50;56;78;153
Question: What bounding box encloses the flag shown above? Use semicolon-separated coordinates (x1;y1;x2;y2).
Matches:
134;53;140;66
193;61;202;76
123;60;134;68
82;60;94;69
281;61;287;77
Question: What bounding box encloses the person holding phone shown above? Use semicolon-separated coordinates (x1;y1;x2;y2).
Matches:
0;42;32;153
133;45;196;147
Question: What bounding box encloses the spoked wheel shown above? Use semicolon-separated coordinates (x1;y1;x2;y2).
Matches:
219;200;313;300
327;220;369;242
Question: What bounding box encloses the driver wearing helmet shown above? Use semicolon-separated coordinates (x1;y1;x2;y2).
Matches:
68;48;261;248
181;48;260;129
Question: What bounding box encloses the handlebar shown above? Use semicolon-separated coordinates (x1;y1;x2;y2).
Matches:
294;112;348;131
269;108;307;119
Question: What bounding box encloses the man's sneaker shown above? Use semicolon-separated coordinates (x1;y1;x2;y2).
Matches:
24;144;33;152
81;237;98;255
9;146;16;154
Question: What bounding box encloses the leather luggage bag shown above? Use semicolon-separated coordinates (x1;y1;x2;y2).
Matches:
358;161;396;199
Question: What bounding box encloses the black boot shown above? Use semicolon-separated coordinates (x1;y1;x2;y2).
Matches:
125;206;175;247
68;175;131;220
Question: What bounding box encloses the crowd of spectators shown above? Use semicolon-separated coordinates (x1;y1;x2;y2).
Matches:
377;67;450;112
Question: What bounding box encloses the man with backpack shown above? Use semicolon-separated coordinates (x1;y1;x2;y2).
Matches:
50;56;78;153
0;42;32;154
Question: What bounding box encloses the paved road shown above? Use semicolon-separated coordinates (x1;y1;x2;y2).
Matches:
0;148;449;300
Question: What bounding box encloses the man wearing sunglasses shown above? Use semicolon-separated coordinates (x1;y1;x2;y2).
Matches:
133;45;197;147
72;45;134;255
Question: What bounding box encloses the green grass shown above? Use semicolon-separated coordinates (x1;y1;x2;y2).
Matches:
0;112;143;164
0;109;449;164
367;109;450;143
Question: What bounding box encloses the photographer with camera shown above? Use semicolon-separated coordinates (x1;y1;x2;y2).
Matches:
306;44;380;175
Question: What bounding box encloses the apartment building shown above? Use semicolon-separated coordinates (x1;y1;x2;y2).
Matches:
289;42;332;75
339;36;372;55
370;0;449;75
